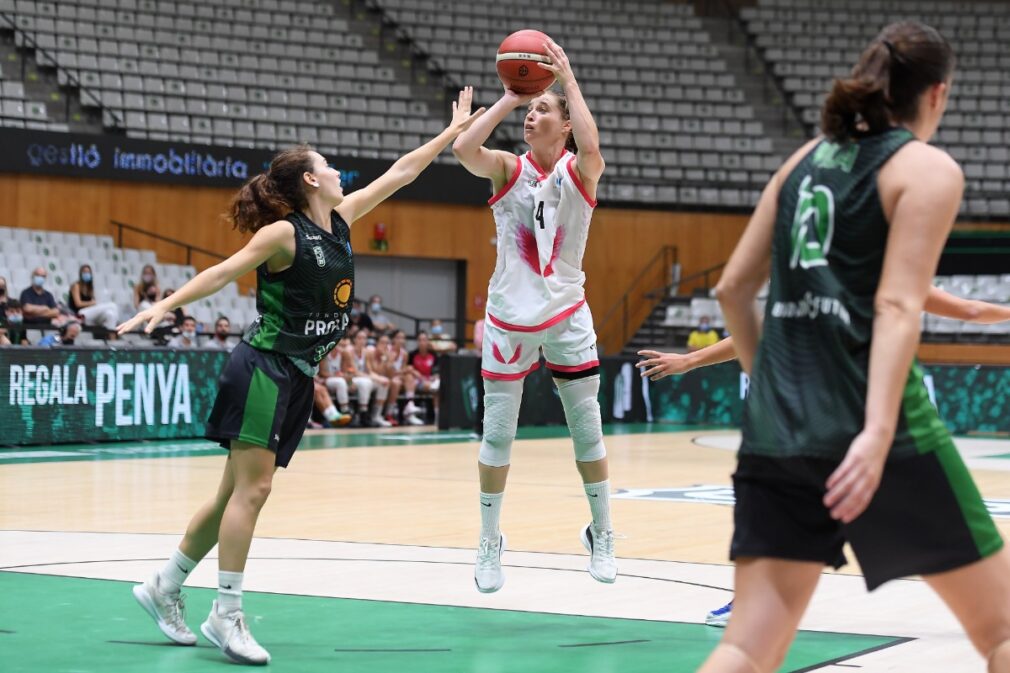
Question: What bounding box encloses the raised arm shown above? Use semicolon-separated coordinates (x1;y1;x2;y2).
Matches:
452;89;536;190
117;220;295;334
824;143;963;524
336;87;484;225
924;286;1010;323
539;39;604;188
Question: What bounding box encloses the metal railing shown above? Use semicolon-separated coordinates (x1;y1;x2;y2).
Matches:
596;245;678;352
676;261;727;295
111;220;226;267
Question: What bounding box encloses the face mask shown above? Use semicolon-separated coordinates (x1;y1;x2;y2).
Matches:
62;339;75;346
183;329;196;340
142;274;154;283
431;325;444;335
699;322;710;331
9;315;23;325
33;275;45;288
370;302;381;313
350;308;360;317
81;273;92;283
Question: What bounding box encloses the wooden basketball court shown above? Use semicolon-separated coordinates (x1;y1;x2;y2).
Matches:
2;424;1009;672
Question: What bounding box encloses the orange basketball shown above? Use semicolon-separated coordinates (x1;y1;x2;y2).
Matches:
496;29;555;95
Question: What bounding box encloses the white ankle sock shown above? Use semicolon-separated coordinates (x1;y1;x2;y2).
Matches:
157;549;196;594
479;491;504;539
584;480;612;531
322;405;339;422
217;571;243;615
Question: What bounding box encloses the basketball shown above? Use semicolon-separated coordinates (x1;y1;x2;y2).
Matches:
496;29;555;94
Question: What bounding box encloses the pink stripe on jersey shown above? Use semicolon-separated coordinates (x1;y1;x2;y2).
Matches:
482;361;540;381
546;359;600;373
566;156;598;207
488;155;524;206
487;299;586;333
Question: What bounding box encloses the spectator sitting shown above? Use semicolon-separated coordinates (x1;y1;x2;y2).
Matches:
310;347;352;428
134;264;161;310
0;275;8;312
390;330;423;426
324;336;373;424
349;299;374;332
687;315;720;352
427;319;458;354
20;267;69;327
204;316;235;352
4;299;27;344
367;295;395;332
407;331;441;423
69;264;120;333
167;316;199;348
38;320;81;347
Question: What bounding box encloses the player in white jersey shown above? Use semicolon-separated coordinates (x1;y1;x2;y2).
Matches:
452;38;615;592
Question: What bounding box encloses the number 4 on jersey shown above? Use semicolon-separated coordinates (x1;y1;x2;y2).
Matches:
535;201;545;229
789;175;835;270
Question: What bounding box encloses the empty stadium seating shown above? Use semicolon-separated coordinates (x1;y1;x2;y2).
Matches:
743;0;1010;217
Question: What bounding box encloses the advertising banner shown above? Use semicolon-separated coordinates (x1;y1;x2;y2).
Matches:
1;347;228;446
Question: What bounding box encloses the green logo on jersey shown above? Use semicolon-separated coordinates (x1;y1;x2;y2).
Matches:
812;142;859;173
789;175;835;270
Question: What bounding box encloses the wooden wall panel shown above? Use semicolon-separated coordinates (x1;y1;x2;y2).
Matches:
3;173;1006;353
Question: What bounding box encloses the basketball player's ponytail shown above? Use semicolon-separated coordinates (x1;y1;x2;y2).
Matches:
229;145;315;233
821;21;953;143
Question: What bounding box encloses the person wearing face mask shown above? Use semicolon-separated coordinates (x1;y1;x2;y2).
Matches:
687;315;720;352
134;265;162;310
349;299;374;332
70;264;120;333
167;316;199;348
20;266;64;326
204;316;235;352
38;320;81;347
367;294;395;332
427;319;458;354
4;299;26;344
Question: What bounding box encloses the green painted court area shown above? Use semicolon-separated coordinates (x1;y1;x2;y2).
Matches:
1;573;903;673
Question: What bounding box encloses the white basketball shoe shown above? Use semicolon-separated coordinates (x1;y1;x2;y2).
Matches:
132;573;198;645
580;524;617;583
474;532;506;593
200;600;271;666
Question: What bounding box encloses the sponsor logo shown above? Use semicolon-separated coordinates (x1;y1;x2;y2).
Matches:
518;64;529;77
304;314;350;337
333;279;352;308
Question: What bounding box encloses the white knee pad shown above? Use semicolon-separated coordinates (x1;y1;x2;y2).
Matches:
557;375;606;463
353;376;373;405
478;378;523;467
327;376;349;405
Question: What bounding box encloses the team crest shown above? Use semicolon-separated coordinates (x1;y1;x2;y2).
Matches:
333;279;352;308
313;245;326;267
789;175;835;270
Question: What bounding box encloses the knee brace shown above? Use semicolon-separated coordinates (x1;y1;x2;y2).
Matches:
557;375;606;463
478;378;523;467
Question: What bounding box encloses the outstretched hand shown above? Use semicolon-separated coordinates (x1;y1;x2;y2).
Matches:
636;350;696;380
117;305;168;336
447;86;486;137
537;39;574;88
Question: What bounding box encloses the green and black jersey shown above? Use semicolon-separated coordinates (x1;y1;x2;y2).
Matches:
742;127;952;461
243;210;354;375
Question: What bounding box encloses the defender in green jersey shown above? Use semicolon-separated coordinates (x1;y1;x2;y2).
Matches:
696;23;1010;673
117;88;485;665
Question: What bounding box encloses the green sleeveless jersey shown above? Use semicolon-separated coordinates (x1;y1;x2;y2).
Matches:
742;128;952;461
243;210;354;375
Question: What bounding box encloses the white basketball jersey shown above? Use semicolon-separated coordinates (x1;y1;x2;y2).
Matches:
486;150;597;329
